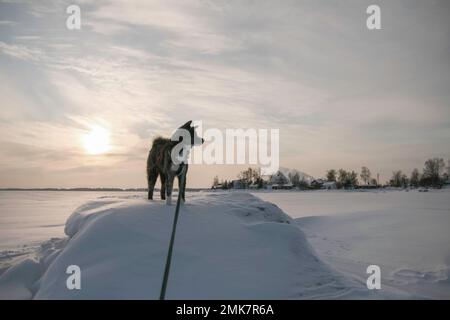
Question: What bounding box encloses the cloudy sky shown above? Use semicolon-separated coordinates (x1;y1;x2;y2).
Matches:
0;0;449;188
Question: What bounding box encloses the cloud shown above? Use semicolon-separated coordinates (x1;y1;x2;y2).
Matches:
0;20;17;26
0;0;449;187
88;0;244;54
0;41;43;61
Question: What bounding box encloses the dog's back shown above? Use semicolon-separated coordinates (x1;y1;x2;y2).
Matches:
146;136;180;202
147;137;172;182
147;137;171;168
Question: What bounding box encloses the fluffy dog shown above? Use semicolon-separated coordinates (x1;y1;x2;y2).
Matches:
146;121;204;204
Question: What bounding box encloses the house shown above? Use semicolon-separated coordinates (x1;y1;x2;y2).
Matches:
358;184;378;189
249;183;259;189
322;181;337;190
230;180;245;189
442;180;450;189
268;171;293;190
310;178;325;189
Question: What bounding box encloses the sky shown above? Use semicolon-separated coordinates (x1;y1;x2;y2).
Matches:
0;0;449;188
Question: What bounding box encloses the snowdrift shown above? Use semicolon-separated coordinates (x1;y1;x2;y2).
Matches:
297;206;450;299
259;190;450;299
0;192;368;299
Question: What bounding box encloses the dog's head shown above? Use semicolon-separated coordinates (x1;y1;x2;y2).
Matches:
177;120;204;146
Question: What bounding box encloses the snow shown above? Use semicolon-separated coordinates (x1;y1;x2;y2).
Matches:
278;167;314;183
0;191;139;250
0;191;140;273
0;192;374;299
255;189;450;299
1;189;448;299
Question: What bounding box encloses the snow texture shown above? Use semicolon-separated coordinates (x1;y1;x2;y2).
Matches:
257;189;450;299
1;192;373;299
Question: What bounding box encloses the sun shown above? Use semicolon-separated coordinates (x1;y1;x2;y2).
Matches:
82;126;111;155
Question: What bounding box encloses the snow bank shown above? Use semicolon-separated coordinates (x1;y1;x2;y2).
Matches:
297;210;450;299
0;192;367;299
256;190;450;299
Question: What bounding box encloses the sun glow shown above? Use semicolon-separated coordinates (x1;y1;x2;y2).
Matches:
82;126;111;155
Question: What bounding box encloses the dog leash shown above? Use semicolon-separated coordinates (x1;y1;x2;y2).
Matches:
159;170;186;300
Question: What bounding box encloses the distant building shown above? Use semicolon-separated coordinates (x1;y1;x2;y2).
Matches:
310;178;325;189
249;183;259;189
270;170;290;185
358;184;378;189
231;180;245;189
442;179;450;189
322;181;337;190
268;171;293;190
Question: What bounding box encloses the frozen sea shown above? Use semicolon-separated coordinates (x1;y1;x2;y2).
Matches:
1;189;449;298
0;191;145;251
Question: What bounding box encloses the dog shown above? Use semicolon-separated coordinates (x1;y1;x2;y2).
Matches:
146;120;204;205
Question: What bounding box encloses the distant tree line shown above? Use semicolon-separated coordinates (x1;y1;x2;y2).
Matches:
212;157;450;190
325;157;449;189
325;168;360;189
238;167;265;188
212;167;265;189
287;172;310;189
212;175;231;189
388;158;448;188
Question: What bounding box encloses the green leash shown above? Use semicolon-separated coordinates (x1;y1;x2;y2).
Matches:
159;171;186;300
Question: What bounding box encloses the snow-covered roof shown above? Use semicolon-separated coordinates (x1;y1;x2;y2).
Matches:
262;167;314;183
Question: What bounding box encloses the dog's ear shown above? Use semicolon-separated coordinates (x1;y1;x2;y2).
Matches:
179;120;192;129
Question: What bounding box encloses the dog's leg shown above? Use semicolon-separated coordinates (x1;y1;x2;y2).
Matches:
166;174;175;205
147;168;158;200
160;172;166;200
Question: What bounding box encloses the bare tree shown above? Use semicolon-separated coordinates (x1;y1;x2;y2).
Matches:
390;170;407;188
348;171;359;187
212;175;219;187
446;158;450;181
410;169;420;188
422;158;445;187
337;169;358;189
326;169;337;182
360;166;371;185
337;169;347;189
